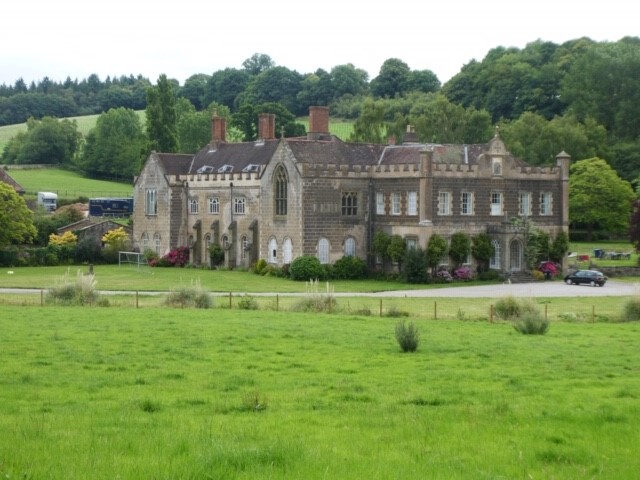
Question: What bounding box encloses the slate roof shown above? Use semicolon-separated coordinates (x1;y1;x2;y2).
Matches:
151;136;509;176
0;169;25;194
154;153;194;176
190;139;280;174
286;137;386;166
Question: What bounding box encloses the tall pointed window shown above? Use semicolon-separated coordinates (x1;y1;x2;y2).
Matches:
274;165;288;216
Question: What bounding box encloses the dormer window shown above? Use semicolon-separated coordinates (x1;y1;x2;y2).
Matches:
218;165;233;173
197;165;214;174
242;164;260;173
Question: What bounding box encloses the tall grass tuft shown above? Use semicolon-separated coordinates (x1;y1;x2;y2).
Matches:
494;295;537;321
395;320;420;352
621;297;640;322
46;269;102;306
513;311;550;335
292;280;337;313
164;279;212;309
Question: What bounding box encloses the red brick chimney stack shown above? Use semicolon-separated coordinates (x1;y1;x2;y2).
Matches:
211;111;226;145
308;106;330;140
258;113;276;140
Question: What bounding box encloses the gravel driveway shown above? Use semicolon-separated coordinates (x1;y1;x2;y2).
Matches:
359;280;640;298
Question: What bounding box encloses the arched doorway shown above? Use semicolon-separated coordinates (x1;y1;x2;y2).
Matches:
509;239;523;272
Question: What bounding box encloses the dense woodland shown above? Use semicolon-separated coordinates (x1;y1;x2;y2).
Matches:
1;38;639;186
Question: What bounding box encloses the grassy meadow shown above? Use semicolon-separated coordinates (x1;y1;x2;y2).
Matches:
1;305;639;479
0;111;353;154
6;167;133;199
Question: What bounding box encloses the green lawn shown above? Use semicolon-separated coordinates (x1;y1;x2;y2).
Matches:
6;167;133;199
1;305;639;479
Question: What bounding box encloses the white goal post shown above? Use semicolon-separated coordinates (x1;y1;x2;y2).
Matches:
118;251;147;269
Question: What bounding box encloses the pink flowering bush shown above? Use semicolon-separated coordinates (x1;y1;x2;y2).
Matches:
154;246;190;267
453;265;475;281
538;261;559;278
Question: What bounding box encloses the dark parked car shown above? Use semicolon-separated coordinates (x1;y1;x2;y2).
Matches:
564;269;607;287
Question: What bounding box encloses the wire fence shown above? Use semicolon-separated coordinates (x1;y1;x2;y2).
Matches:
0;290;632;323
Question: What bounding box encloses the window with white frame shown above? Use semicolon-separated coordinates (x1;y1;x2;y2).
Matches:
491;192;503;216
407;191;417;216
490;239;501;269
283;238;293;264
519;192;532;216
205;234;211;252
318;238;330;264
145;188;157;215
376;192;385;215
344;237;356;256
141;233;149;252
392;192;401;215
461;191;474;215
438;191;451;215
406;237;418;250
234;197;245;214
222;234;229;250
208;196;219;214
540;192;553;215
269;238;278;263
189;197;199;214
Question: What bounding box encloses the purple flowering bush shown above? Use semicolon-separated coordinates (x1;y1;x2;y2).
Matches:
453;265;475;281
435;268;453;283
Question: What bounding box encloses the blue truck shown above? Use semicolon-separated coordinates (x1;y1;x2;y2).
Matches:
89;197;134;217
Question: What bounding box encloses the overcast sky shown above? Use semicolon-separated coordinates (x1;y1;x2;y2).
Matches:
2;0;638;88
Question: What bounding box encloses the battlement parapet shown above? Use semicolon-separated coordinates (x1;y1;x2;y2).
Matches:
167;171;262;187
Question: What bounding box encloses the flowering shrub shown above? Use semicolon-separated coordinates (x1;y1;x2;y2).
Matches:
154;246;190;267
538;261;559;278
49;231;77;247
102;227;130;248
435;268;453;283
453;265;475;281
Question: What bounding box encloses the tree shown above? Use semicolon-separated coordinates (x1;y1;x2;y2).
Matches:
426;234;448;276
562;38;640;141
449;232;471;267
243;67;303;115
387;235;407;270
371;58;411;98
146;74;178;153
330;64;369;99
372;230;391;267
204;68;250;110
472;233;494;273
349;98;387;144
403;247;428;283
0;183;37;247
242;53;275;76
179;73;210;110
2;116;81;165
80;107;146;179
408;69;441;94
569;157;636;239
177;101;233;154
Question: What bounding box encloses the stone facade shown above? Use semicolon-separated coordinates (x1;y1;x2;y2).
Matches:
132;107;570;274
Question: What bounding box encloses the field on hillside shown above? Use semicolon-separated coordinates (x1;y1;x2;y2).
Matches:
6;167;133;199
1;305;639;479
0;111;354;153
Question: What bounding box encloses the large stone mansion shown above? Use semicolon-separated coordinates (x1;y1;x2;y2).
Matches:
132;106;570;273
